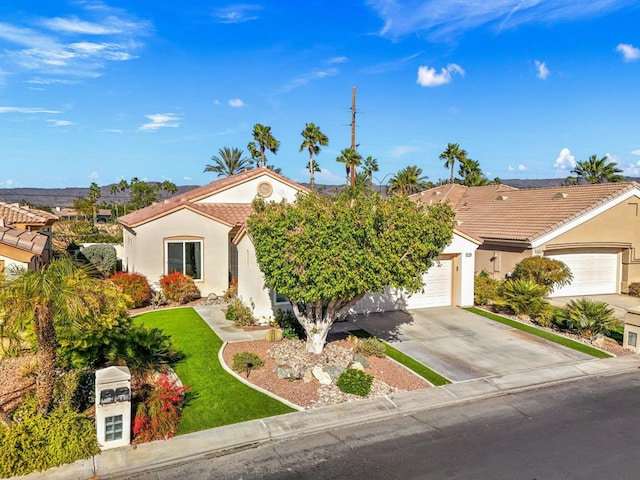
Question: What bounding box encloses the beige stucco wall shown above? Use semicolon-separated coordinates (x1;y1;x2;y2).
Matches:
124;209;230;296
195;176;301;204
623;308;640;352
475;244;532;280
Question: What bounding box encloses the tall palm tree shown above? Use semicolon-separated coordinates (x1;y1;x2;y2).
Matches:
204;147;251;177
299;123;329;190
570;154;624;184
440;143;469;184
0;258;107;414
362;156;379;187
250;124;280;168
336;148;362;187
388;165;430;195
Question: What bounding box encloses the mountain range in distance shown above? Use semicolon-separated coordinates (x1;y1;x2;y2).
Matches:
0;177;638;208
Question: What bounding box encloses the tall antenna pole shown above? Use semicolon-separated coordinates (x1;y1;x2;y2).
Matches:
351;86;356;151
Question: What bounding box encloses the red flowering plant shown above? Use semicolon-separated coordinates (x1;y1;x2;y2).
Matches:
109;272;152;308
133;373;190;443
159;271;200;304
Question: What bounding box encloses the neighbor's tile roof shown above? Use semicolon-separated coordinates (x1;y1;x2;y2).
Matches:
119;167;306;228
0;201;58;226
0;225;47;255
412;182;640;243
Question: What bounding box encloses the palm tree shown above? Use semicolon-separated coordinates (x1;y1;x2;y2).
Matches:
570;154;624;184
299;123;329;190
336;148;362;187
458;158;489;186
388;165;430;195
0;257;108;414
250;124;280;168
361;156;379;187
204;147;251;177
440;143;469;184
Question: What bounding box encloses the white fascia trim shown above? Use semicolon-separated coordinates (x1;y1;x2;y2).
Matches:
531;188;640;249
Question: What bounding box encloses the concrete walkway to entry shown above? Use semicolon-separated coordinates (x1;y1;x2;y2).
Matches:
350;307;594;382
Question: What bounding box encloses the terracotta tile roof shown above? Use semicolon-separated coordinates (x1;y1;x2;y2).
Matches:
0;225;47;255
119;167;306;228
0;201;58;226
413;182;640;243
189;203;255;226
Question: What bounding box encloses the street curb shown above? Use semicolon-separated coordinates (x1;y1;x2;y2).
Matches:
19;354;639;480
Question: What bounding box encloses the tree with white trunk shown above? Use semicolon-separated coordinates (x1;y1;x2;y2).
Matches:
247;187;454;354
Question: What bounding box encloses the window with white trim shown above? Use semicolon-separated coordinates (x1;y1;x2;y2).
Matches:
166;240;202;280
628;331;637;348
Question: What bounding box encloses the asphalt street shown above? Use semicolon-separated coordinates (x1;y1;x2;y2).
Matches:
118;371;640;480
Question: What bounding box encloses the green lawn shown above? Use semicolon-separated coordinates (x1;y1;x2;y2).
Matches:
465;307;612;359
134;308;295;434
349;329;451;386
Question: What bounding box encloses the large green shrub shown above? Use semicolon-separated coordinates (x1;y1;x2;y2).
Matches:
109;272;152;308
557;298;618;339
474;271;501;305
0;398;99;477
510;256;573;294
159;271;200;304
500;279;552;325
337;369;374;397
78;244;118;277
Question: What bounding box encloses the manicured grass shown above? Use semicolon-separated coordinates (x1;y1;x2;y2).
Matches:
134;308;295;435
465;307;612;359
349;329;451;386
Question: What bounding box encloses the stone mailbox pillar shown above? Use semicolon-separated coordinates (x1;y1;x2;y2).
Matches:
95;366;131;450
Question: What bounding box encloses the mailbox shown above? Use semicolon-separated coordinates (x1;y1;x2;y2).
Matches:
95;366;131;450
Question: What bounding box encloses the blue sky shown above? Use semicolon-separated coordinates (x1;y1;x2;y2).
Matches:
1;1;639;188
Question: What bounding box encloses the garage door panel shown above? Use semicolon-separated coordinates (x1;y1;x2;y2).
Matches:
547;253;618;297
406;259;452;309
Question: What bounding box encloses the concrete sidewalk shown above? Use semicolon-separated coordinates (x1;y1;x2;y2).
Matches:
18;354;640;480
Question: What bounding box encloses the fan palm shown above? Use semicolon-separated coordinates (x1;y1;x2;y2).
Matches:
570;154;624;184
251;124;280;168
336;148;362;187
440;143;469;184
204;147;251;177
300;123;329;190
458;158;489;186
362;156;379;187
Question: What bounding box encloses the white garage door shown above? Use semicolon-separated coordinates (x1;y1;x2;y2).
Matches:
406;259;453;309
547;252;618;297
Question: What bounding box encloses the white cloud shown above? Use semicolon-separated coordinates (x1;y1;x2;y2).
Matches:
1;179;14;187
616;43;640;62
631;149;640;156
275;68;339;95
88;171;99;180
518;164;527;171
228;98;245;108
184;176;192;181
329;56;348;64
213;99;221;106
553;147;576;171
213;5;262;24
624;161;640;176
535;59;549;79
0;106;60;114
507;165;514;171
313;168;344;185
47;119;72;127
416;63;465;87
138;113;180;131
367;0;633;42
389;145;419;158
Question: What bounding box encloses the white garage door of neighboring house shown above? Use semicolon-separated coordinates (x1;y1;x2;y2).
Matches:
405;259;453;309
546;252;618;297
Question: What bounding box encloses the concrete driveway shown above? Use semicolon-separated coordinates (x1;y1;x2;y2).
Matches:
349;307;593;382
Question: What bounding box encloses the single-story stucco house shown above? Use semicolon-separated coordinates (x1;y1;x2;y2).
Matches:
119;168;478;320
0;201;58;271
412;182;640;297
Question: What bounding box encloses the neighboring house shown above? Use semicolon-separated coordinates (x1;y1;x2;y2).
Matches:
412;182;640;297
55;207;112;222
0;201;58;269
119;168;479;320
